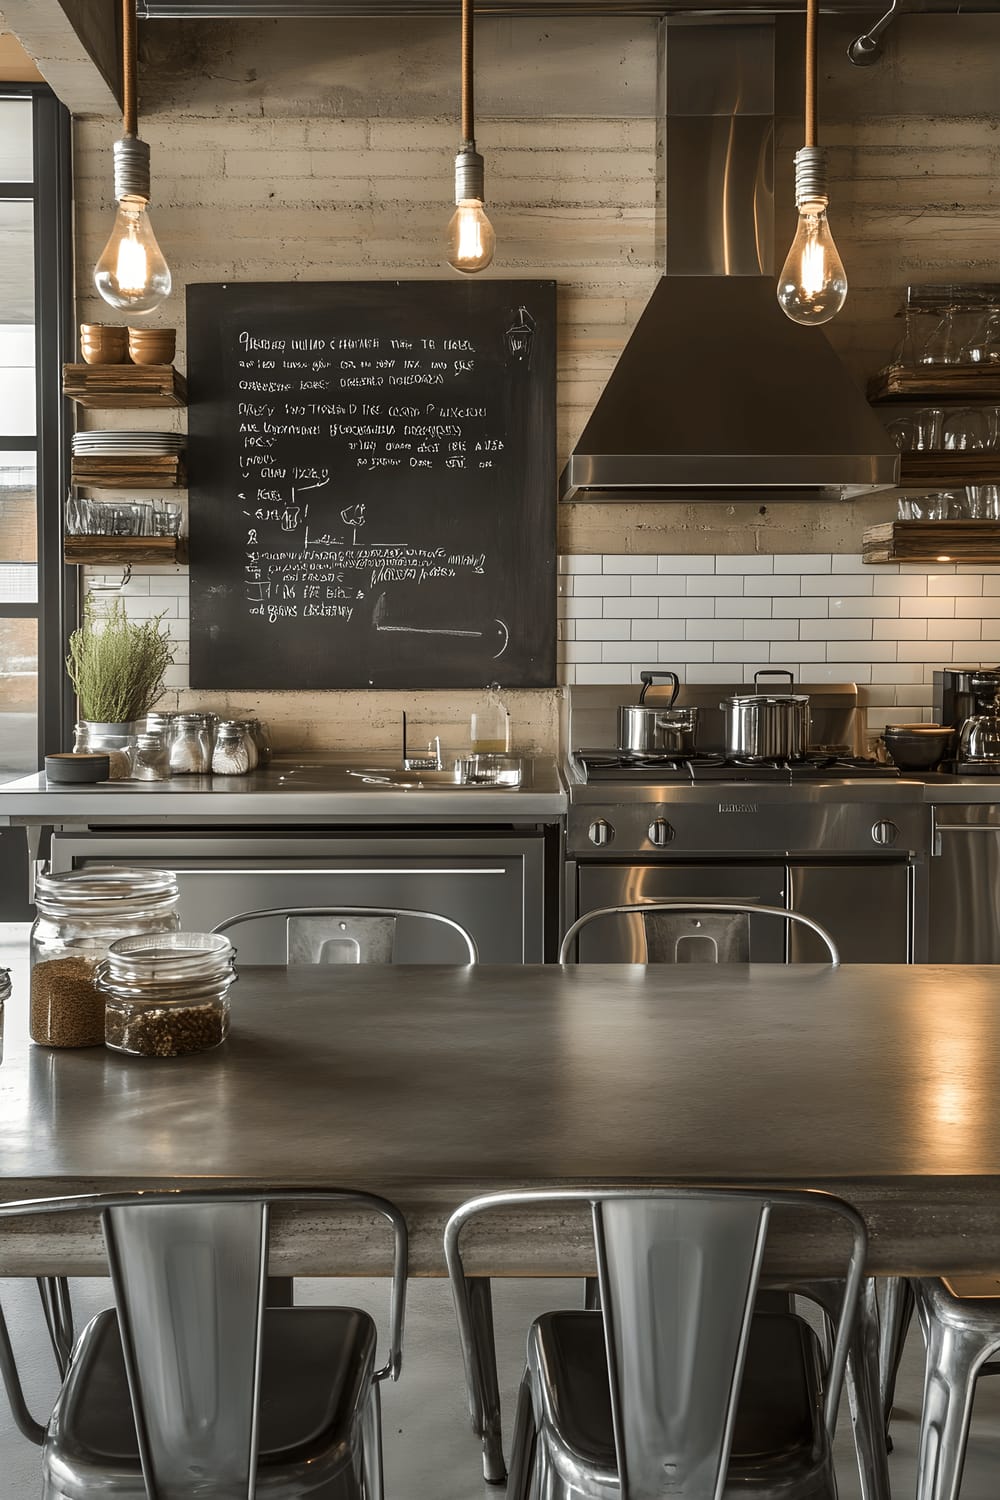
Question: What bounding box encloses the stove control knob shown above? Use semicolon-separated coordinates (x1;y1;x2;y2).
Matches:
648;818;675;847
871;819;900;847
588;818;614;848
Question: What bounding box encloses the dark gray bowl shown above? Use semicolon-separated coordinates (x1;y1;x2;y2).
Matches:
45;753;111;784
883;727;953;771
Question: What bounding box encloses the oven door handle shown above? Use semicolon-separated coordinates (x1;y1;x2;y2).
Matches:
931;817;1000;857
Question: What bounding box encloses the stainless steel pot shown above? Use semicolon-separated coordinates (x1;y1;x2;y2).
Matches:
721;670;811;762
617;671;699;757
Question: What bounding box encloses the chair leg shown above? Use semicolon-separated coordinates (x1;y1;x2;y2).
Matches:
507;1371;537;1500
846;1279;893;1500
36;1277;74;1379
878;1275;914;1447
362;1380;384;1500
467;1276;507;1484
916;1320;991;1500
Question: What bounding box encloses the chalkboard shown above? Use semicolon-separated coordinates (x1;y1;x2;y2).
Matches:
186;280;556;689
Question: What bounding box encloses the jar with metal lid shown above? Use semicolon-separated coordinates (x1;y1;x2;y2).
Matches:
99;931;236;1057
145;710;176;737
168;713;214;775
241;717;271;766
211;720;254;776
130;731;170;782
30;868;180;1048
232;720;261;771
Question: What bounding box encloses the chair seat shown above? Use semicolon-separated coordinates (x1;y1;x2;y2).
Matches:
533;1309;827;1490
43;1305;377;1498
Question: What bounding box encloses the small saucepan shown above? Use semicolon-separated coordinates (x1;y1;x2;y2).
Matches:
618;671;699;757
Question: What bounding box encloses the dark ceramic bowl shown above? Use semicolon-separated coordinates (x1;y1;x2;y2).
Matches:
883;726;953;770
45;753;111;784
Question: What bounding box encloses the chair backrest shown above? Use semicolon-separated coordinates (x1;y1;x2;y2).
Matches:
211;904;479;964
558;901;840;966
445;1186;865;1500
0;1188;407;1500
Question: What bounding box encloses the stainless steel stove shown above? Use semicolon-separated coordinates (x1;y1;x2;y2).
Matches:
564;684;930;964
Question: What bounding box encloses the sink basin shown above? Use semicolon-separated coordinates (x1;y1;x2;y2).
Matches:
270;760;523;790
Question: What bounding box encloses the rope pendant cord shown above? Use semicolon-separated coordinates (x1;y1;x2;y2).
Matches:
461;0;473;146
122;0;138;138
804;0;817;149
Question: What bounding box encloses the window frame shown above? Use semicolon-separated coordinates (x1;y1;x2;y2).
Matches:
0;82;74;766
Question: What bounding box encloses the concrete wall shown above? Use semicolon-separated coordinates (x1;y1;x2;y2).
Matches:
69;11;1000;750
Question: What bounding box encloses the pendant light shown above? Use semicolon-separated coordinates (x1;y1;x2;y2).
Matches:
94;0;172;313
777;0;847;327
446;0;495;274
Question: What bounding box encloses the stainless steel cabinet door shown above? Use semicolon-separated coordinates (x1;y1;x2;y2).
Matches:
786;863;911;963
50;835;544;963
929;808;1000;963
573;864;788;963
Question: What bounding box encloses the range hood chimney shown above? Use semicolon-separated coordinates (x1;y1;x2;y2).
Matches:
559;20;899;504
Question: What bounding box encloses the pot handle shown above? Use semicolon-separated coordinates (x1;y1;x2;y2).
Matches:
639;670;679;707
753;668;795;691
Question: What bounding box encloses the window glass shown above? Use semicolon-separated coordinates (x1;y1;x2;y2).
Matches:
0;324;35;434
0;201;33;324
0;614;36;780
0;99;32;182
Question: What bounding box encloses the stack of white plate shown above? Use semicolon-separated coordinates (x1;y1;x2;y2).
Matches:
72;431;186;455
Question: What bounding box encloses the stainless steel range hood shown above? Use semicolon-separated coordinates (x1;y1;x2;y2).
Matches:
559;21;899;503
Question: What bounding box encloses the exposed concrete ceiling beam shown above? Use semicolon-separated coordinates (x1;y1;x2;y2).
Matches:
0;0;120;115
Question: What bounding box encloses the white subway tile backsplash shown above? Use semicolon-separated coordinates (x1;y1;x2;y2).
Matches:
774;597;828;618
800;576;875;597
744;621;799;641
716;597;771;618
716;555;774;574
873;575;927;597
900;596;954;619
661;597;715;619
603;597;657;618
927;573;982;597
562;597;603;619
573;575;630;596
800;618;874;641
631;575;686;596
638;621;688;640
602;554;657;573
874;619;928;640
561;555;601;574
774;554;832;574
687;576;743;596
688;620;744;640
577;618;628;640
746;576;800;596
658;555;714;574
956;596;1000;617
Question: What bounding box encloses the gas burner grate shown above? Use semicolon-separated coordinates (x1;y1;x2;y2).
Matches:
575;749;901;783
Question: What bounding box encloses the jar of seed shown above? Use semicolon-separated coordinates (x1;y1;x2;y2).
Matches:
30;868;180;1048
98;931;236;1057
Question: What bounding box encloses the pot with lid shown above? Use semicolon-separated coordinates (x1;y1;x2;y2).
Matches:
721;670;811;762
618;671;699;757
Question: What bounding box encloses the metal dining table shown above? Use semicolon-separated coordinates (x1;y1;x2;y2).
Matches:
2;961;1000;1276
2;960;998;1488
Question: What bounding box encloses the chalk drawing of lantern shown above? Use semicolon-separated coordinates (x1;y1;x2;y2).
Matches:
341;503;367;546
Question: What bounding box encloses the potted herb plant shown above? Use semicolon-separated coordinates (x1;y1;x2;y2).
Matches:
66;595;174;767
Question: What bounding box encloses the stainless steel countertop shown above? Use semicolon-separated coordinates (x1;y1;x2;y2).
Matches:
0;755;567;825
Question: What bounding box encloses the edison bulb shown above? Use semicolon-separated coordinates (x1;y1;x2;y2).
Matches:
94;197;172;313
446;199;495;274
777;201;847;327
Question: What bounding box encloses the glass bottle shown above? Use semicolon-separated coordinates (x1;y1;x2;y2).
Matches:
99;931;236;1058
30;867;180;1048
168;713;214;774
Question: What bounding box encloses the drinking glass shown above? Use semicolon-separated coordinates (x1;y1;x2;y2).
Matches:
964;306;1000;364
470;707;511;755
920;306;962;366
154;503;182;536
966;485;1000;520
914;408;945;451
943;408;988;452
885;416;916;452
891;309;927;371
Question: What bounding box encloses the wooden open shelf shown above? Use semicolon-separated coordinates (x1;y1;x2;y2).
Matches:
64;536;187;566
863;521;1000;565
869;364;1000;403
899;452;1000;486
62;363;187;408
71;455;186;490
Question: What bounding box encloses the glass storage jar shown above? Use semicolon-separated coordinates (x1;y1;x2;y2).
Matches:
98;931;236;1057
30;868;180;1048
211;720;253;775
168;713;214;774
130;731;170;781
241;717;271;766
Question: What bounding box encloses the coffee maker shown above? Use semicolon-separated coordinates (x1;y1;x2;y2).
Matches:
933;667;1000;754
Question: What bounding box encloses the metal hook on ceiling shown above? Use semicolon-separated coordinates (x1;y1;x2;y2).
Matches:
848;0;901;63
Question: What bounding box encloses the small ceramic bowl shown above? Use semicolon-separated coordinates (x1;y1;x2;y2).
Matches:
883;725;954;771
127;327;176;366
80;324;129;365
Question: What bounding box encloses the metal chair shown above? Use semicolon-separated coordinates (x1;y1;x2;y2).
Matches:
212;904;479;964
0;1187;407;1499
910;1275;1000;1500
559;901;840;965
446;1186;867;1500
